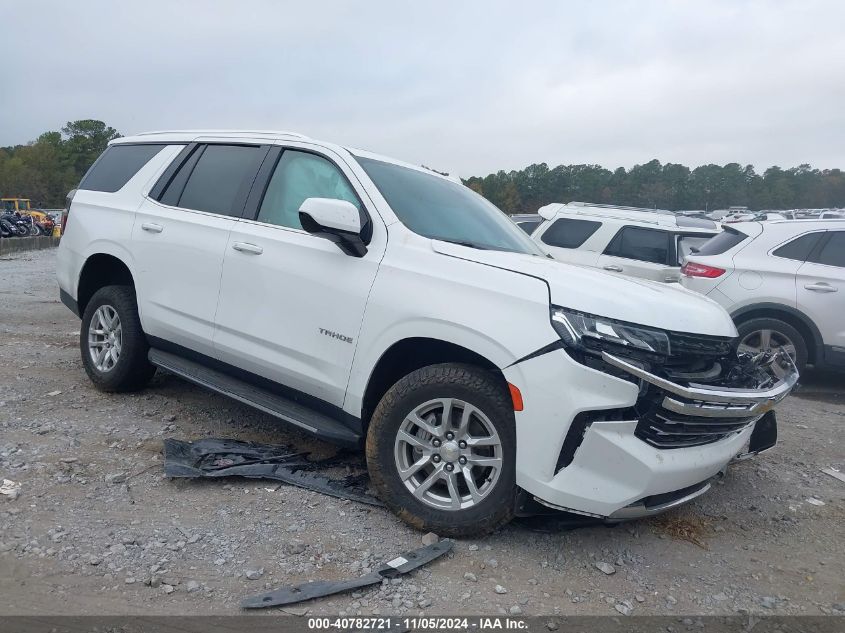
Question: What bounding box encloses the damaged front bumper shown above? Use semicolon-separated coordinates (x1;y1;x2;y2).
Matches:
506;347;798;520
601;351;798;451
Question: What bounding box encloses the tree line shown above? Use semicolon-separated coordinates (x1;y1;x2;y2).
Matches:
0;120;119;208
464;159;845;214
3;120;844;213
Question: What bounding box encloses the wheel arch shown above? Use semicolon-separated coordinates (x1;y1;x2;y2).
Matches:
731;302;823;364
360;337;507;430
77;252;136;317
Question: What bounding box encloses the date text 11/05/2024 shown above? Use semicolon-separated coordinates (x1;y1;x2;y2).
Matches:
307;617;529;630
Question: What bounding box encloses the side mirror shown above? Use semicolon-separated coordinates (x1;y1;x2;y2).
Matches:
298;198;367;257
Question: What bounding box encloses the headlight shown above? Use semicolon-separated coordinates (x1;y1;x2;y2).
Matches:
550;306;671;357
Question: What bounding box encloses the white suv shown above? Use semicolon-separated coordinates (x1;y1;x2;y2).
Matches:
681;220;845;373
531;202;719;283
57;131;796;535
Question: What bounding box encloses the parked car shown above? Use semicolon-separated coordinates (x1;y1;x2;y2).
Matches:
681;220;845;373
530;202;720;283
819;211;845;220
722;212;757;223
510;213;543;235
57;130;796;535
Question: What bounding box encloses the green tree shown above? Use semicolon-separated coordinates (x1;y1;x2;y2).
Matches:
61;119;120;175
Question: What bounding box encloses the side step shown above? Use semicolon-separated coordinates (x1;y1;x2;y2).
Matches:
148;349;361;447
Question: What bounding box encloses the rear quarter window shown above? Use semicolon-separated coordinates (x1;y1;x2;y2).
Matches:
694;227;748;256
540;218;602;249
772;232;824;261
79;144;167;193
809;231;845;267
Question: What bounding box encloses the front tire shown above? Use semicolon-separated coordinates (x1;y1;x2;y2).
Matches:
366;363;516;537
80;285;155;392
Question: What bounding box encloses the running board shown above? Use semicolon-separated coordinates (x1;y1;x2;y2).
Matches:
148;349;360;447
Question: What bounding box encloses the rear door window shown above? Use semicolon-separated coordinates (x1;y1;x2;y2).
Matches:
79;144;167;192
809;231;845;267
693;227;748;256
167;144;265;216
604;226;670;264
540;218;602;249
772;232;825;261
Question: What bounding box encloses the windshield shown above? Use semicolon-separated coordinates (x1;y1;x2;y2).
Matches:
355;156;543;255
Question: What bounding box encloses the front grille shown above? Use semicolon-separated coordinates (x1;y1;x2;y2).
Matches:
667;331;734;359
663;331;735;373
635;399;757;449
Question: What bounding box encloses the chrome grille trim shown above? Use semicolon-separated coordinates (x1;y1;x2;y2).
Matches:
601;350;797;449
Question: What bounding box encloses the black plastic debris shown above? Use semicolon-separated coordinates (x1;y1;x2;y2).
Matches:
241;540;453;609
163;438;384;507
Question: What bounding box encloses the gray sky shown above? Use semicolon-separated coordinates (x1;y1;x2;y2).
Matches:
2;1;844;177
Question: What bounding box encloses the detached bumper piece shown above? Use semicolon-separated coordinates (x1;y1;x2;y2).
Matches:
242;540;453;609
163;438;384;507
602;351;797;449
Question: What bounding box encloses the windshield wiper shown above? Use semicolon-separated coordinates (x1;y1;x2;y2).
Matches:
434;238;488;250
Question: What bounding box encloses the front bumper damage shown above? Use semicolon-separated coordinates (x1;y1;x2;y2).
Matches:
506;347;798;520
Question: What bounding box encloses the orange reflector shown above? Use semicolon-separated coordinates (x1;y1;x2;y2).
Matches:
507;382;524;411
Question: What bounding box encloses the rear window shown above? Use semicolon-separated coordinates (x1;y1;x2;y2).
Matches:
694;227;748;256
604;226;669;264
167;144;265;216
540;218;602;249
516;219;542;235
677;234;715;264
79;144;167;192
772;232;824;262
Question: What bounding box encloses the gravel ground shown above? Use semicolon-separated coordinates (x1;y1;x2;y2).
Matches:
1;248;844;618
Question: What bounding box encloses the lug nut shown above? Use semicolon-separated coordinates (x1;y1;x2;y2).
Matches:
458;456;467;465
432;439;441;447
445;463;454;472
458;440;467;449
432;455;441;463
446;432;454;440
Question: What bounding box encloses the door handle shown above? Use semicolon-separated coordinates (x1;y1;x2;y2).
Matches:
141;222;163;233
804;282;837;293
603;265;623;272
232;241;263;255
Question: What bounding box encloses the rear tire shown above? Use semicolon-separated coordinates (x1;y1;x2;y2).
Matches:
736;317;808;373
366;363;516;537
80;285;155;392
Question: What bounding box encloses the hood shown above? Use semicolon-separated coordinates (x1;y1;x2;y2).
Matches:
432;241;737;337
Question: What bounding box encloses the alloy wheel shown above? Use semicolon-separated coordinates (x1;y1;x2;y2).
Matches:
88;305;123;372
738;328;797;362
393;398;503;511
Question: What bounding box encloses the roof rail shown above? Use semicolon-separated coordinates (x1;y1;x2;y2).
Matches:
134;129;310;139
568;201;669;214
